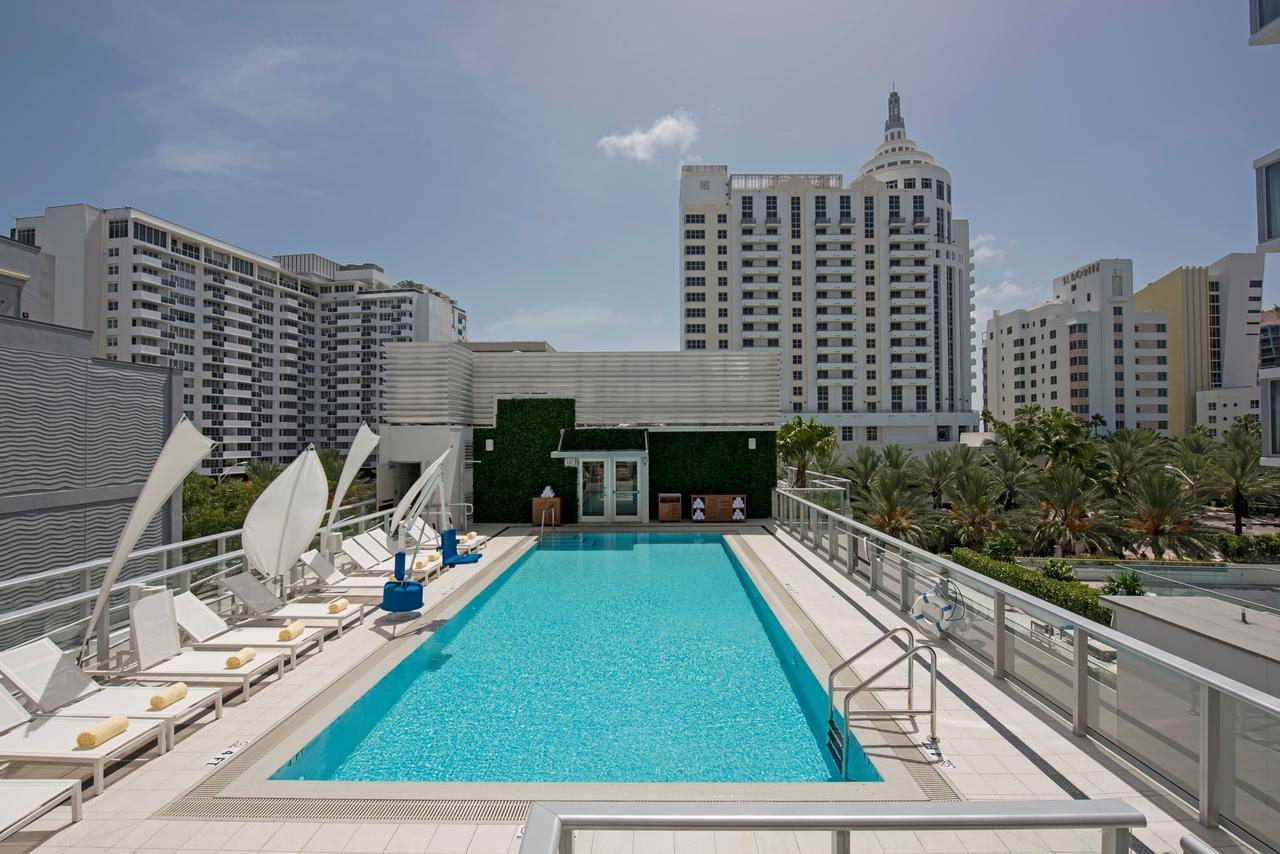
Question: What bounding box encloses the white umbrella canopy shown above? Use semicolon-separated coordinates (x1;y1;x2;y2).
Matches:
242;446;328;580
325;422;379;533
79;417;214;663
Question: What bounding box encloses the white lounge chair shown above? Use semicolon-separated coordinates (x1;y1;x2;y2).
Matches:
339;538;395;574
221;573;365;637
302;550;437;596
0;779;81;841
0;689;165;795
128;587;286;702
0;638;222;752
415;519;489;552
172;592;324;668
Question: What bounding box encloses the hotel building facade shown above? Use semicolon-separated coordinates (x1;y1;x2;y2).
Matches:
10;204;467;473
982;260;1172;433
678;91;977;448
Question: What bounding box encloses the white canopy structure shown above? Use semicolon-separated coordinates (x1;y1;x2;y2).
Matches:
79;418;215;664
241;447;328;581
322;423;379;556
387;449;451;553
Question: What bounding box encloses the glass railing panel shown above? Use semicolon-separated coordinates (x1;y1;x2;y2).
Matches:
1003;598;1076;716
943;574;996;668
1090;646;1201;799
1222;694;1280;850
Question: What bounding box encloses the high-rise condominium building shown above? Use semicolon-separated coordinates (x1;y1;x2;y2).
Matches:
10;204;467;473
1133;253;1264;438
678;91;977;448
982;260;1172;433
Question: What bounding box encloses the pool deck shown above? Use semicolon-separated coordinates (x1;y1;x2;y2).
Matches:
0;524;1256;854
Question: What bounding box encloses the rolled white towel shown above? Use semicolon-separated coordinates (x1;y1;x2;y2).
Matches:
692;498;705;510
731;496;745;509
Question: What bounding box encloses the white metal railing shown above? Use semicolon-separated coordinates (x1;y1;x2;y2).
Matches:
773;488;1280;853
0;500;383;662
519;799;1146;854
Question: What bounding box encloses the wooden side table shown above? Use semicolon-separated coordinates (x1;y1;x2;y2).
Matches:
532;496;562;526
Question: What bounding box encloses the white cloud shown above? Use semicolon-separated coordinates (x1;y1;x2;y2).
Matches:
157;138;261;176
971;233;1006;265
598;110;699;161
197;45;313;123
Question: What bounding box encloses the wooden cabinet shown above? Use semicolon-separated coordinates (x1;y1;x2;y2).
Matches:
657;493;681;522
690;494;746;522
532;496;562;526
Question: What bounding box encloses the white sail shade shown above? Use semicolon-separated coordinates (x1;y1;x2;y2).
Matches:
79;418;214;661
241;447;328;580
325;422;379;532
388;449;451;551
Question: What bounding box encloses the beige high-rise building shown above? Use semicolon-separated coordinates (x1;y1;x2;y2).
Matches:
678;91;977;449
10;204;467;473
1132;253;1264;438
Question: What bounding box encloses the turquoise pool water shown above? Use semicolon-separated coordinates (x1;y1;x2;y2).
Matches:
272;533;878;783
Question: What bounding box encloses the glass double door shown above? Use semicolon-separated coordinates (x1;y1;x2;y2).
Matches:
579;456;642;523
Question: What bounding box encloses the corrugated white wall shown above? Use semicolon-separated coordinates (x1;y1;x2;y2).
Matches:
383;343;780;427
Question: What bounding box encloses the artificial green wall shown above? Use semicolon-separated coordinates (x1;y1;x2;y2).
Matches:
471;398;777;524
473;398;578;523
647;430;776;519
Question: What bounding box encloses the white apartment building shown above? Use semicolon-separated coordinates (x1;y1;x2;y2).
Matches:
983;260;1172;433
678;90;977;448
10;204;467;473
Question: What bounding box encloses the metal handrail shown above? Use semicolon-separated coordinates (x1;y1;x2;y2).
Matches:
539;503;557;542
775;488;1280;719
1181;835;1221;854
842;643;939;766
519;799;1145;854
826;627;916;727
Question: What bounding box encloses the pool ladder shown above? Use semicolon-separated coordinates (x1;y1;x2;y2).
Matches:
825;628;939;779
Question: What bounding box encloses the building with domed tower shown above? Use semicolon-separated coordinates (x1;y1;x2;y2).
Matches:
678;90;977;450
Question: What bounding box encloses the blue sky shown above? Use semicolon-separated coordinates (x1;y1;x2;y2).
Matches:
2;1;1276;357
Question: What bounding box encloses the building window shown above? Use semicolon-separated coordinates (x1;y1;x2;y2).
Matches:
841;426;854;442
685;339;706;350
866;426;878;441
108;219;128;239
132;221;167;248
1265;159;1280;242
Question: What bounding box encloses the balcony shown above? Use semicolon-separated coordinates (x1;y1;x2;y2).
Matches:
815;249;856;259
889;247;931;260
741;248;780;259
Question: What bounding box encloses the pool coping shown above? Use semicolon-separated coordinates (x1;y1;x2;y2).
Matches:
160;529;947;821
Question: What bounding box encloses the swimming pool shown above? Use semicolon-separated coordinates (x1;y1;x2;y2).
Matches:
272;533;878;783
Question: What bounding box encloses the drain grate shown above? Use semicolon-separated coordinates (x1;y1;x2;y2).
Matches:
158;796;533;823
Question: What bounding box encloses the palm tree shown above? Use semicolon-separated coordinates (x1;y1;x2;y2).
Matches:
777;416;837;488
1089;413;1108;439
859;469;930;545
918;448;956;510
1099;433;1159;499
1205;443;1280;536
243;459;282;487
879;444;915;474
986;444;1037;511
1033;465;1110;556
843;446;881;503
948;443;980;472
1119;471;1215;559
945;467;1002;548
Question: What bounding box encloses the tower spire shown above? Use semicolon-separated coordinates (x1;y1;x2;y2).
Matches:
885;88;905;134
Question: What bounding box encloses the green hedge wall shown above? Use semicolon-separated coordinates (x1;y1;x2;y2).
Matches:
647;431;776;519
471;398;777;524
473;398;578;524
950;547;1113;626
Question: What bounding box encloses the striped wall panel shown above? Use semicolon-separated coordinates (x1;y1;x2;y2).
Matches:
0;347;87;496
86;362;170;488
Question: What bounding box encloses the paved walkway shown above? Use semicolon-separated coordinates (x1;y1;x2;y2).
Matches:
0;525;1255;854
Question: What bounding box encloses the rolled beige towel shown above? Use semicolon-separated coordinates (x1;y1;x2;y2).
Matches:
277;621;305;641
427;550;441;562
77;714;127;749
149;682;188;710
327;598;349;614
225;647;257;669
464;531;478;541
414;560;426;570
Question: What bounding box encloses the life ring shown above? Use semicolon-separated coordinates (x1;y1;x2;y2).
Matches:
911;585;958;633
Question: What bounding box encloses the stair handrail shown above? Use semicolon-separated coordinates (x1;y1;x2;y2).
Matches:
539;504;558;542
826;627;916;726
841;643;939;778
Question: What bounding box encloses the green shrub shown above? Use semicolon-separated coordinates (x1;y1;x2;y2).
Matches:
983;532;1020;562
1102;569;1146;596
951;547;1113;626
1214;531;1280;562
473;399;579;523
648;430;776;519
1039;559;1076;582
